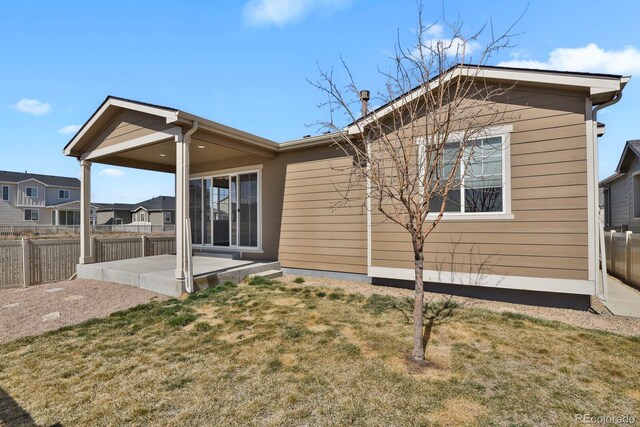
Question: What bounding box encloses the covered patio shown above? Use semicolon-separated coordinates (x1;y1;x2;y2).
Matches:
64;96;282;294
76;254;281;297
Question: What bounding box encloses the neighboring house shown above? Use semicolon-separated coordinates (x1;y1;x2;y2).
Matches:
0;170;98;225
95;196;175;225
600;140;640;231
131;196;175;225
64;65;629;309
95;203;134;225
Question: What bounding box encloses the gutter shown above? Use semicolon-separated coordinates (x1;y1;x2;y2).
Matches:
592;90;623;303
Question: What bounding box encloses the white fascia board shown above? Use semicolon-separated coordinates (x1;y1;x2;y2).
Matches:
82;128;182;161
17;178;48;187
348;67;625;134
64;98;180;157
368;266;596;295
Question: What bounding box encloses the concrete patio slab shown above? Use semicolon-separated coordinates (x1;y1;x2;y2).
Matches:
604;275;640;318
77;255;280;297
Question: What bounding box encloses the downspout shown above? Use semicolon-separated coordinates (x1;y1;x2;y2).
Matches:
183;121;198;293
592;91;622;302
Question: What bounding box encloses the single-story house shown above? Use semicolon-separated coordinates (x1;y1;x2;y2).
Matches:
600;140;640;232
63;65;629;309
0;170;99;225
95;202;134;225
96;196;175;225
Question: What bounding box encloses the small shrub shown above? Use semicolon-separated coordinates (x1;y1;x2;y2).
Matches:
327;292;343;300
316;291;326;298
293;277;305;284
167;312;198;327
247;275;273;286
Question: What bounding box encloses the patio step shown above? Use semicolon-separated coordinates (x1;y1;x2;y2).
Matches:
254;269;283;280
192;250;240;260
192;261;281;292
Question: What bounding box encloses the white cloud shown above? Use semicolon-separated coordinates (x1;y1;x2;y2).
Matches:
243;0;352;26
99;168;126;178
411;24;479;59
58;124;81;135
11;98;51;116
498;43;640;75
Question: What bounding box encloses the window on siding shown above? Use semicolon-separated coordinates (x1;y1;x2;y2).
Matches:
59;210;80;226
164;211;172;223
26;187;38;198
421;135;505;214
1;186;8;201
140;212;146;222
58;189;70;199
24;209;39;221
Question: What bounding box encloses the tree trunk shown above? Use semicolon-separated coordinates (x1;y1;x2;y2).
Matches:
422;318;434;353
412;242;425;360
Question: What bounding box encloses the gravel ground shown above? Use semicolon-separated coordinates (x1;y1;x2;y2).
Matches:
0;280;167;344
281;275;640;337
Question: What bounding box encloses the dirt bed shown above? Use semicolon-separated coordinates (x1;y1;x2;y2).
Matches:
0;280;167;344
281;275;640;336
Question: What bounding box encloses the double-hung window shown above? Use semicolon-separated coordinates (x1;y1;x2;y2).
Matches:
164;211;172;223
24;209;39;221
1;186;8;201
420;126;511;216
58;189;70;199
26;187;38;198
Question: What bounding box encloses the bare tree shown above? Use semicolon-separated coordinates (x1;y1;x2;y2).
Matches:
311;5;521;360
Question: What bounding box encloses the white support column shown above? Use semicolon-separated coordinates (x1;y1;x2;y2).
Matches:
175;132;189;279
79;159;93;264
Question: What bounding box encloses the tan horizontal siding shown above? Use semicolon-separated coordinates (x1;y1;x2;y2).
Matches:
278;156;366;274
371;85;590;283
91;111;173;150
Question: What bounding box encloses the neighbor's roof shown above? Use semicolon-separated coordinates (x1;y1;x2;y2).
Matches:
130;196;175;212
0;170;80;187
96;202;135;212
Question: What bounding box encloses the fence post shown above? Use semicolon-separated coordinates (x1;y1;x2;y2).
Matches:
91;236;97;263
21;238;30;287
141;235;147;257
625;231;633;282
608;230;614;271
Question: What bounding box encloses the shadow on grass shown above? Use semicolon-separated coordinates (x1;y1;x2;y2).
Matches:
0;386;62;427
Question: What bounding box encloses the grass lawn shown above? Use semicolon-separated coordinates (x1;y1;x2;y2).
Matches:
0;278;639;426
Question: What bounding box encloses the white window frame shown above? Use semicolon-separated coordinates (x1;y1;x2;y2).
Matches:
115;218;124;225
1;185;8;201
419;124;514;221
26;187;38;198
189;166;263;252
58;189;70;199
24;208;39;221
164;211;172;223
139;212;146;222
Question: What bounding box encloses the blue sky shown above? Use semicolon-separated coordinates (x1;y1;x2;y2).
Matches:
1;0;639;202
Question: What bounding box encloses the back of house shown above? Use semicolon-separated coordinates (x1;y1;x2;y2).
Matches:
64;65;628;309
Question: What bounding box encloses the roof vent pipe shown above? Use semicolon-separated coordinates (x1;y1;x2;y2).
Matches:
359;90;370;118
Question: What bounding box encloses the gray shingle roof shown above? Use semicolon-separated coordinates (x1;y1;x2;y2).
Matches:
95;203;135;212
0;170;80;187
131;196;175;212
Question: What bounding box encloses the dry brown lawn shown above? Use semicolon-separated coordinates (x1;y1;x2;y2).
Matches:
0;277;638;426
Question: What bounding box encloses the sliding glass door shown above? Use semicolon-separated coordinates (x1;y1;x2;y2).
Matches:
189;171;259;249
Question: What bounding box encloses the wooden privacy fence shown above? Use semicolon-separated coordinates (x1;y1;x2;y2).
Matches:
604;230;640;289
0;236;175;289
0;224;175;237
